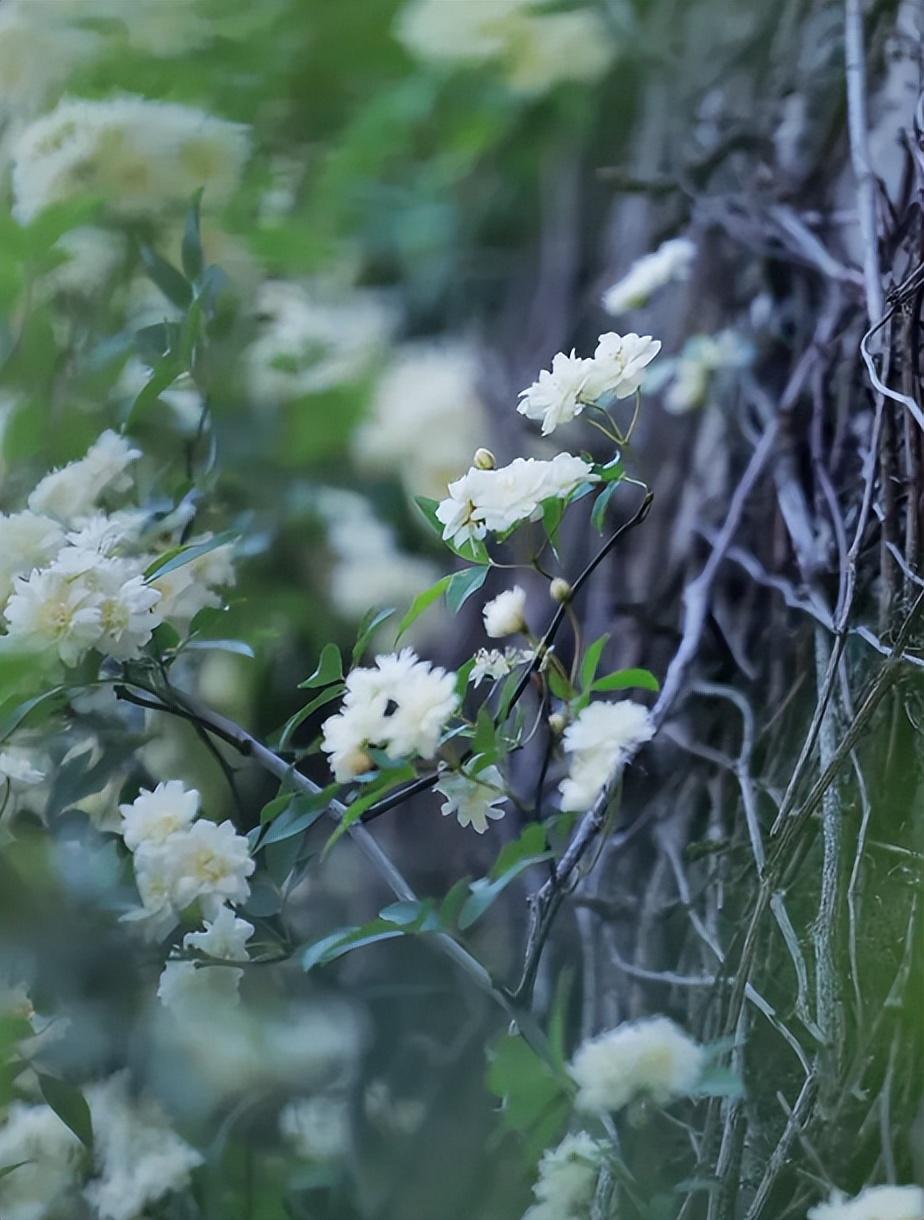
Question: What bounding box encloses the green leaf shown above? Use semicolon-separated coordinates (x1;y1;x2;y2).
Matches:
445;566;488;614
486;1034;571;1157
124;357;185;424
351;607;395;665
0;686;66;744
489;823;548;882
298;643;343;689
144;531;237;581
596;456;623;482
691;1065;744;1099
458;849;553;930
182;638;255;658
580;634;610;691
395;575;451;640
414;495;443;538
38;1075;93;1149
277;684;345;750
323;764;416;856
591;480;621;532
592;667;660;693
302;920;406;972
379;899;441;931
542;497;565;549
0;1162;30;1182
258;787;337;848
181;190;204;282
138;243;192;309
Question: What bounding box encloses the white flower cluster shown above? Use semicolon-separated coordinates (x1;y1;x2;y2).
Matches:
602;237;697;315
353;340;488;502
396;0;615;97
12;94;249;222
559;700;655;812
0;1071;201;1220
246;279;394;404
0;431;234;668
84;1071;203;1220
569;1016;704;1113
435;764;508;834
437;453;597;547
321;649;459;782
158;906;255;1017
522;1131;602;1220
315;488;439;624
0;1097;82;1219
119;781;255;944
809;1187;924;1220
518;332;661;435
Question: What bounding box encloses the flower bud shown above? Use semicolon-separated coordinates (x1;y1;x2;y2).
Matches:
549;577;571;604
548;712;567;735
473;447;496;471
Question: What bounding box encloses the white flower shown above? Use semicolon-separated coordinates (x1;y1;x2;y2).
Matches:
582;332;662;402
247;280;393;404
374;659;459;760
504;9;615;96
437;454;597;546
91;559;163;659
80;0;214;56
152;819;255;919
157;958;245;1016
0;511;64;606
435;468;488;547
808;1187;924;1220
396;0;614;98
523;1131;602;1220
353;340;487;502
661;330;753;414
184;905;254;961
0;748;45;787
0;1100;82;1220
3;566;102;665
0;2;99;121
536;452;598;502
436;766;507;834
559;700;655;812
469;648;512;686
483;586;527;638
12;94;250;222
517;350;593;435
602;238;697;315
570;1016;704;1113
119;780;200;851
280;1096;351;1162
28;430;141;523
84;1071;203;1220
321;649;458;782
395;0;533;65
41;226;127;299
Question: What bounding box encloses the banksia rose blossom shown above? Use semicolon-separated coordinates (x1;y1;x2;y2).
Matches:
570;1016;704;1113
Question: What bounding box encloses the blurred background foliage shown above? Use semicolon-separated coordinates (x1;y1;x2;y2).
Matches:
0;0;921;1217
